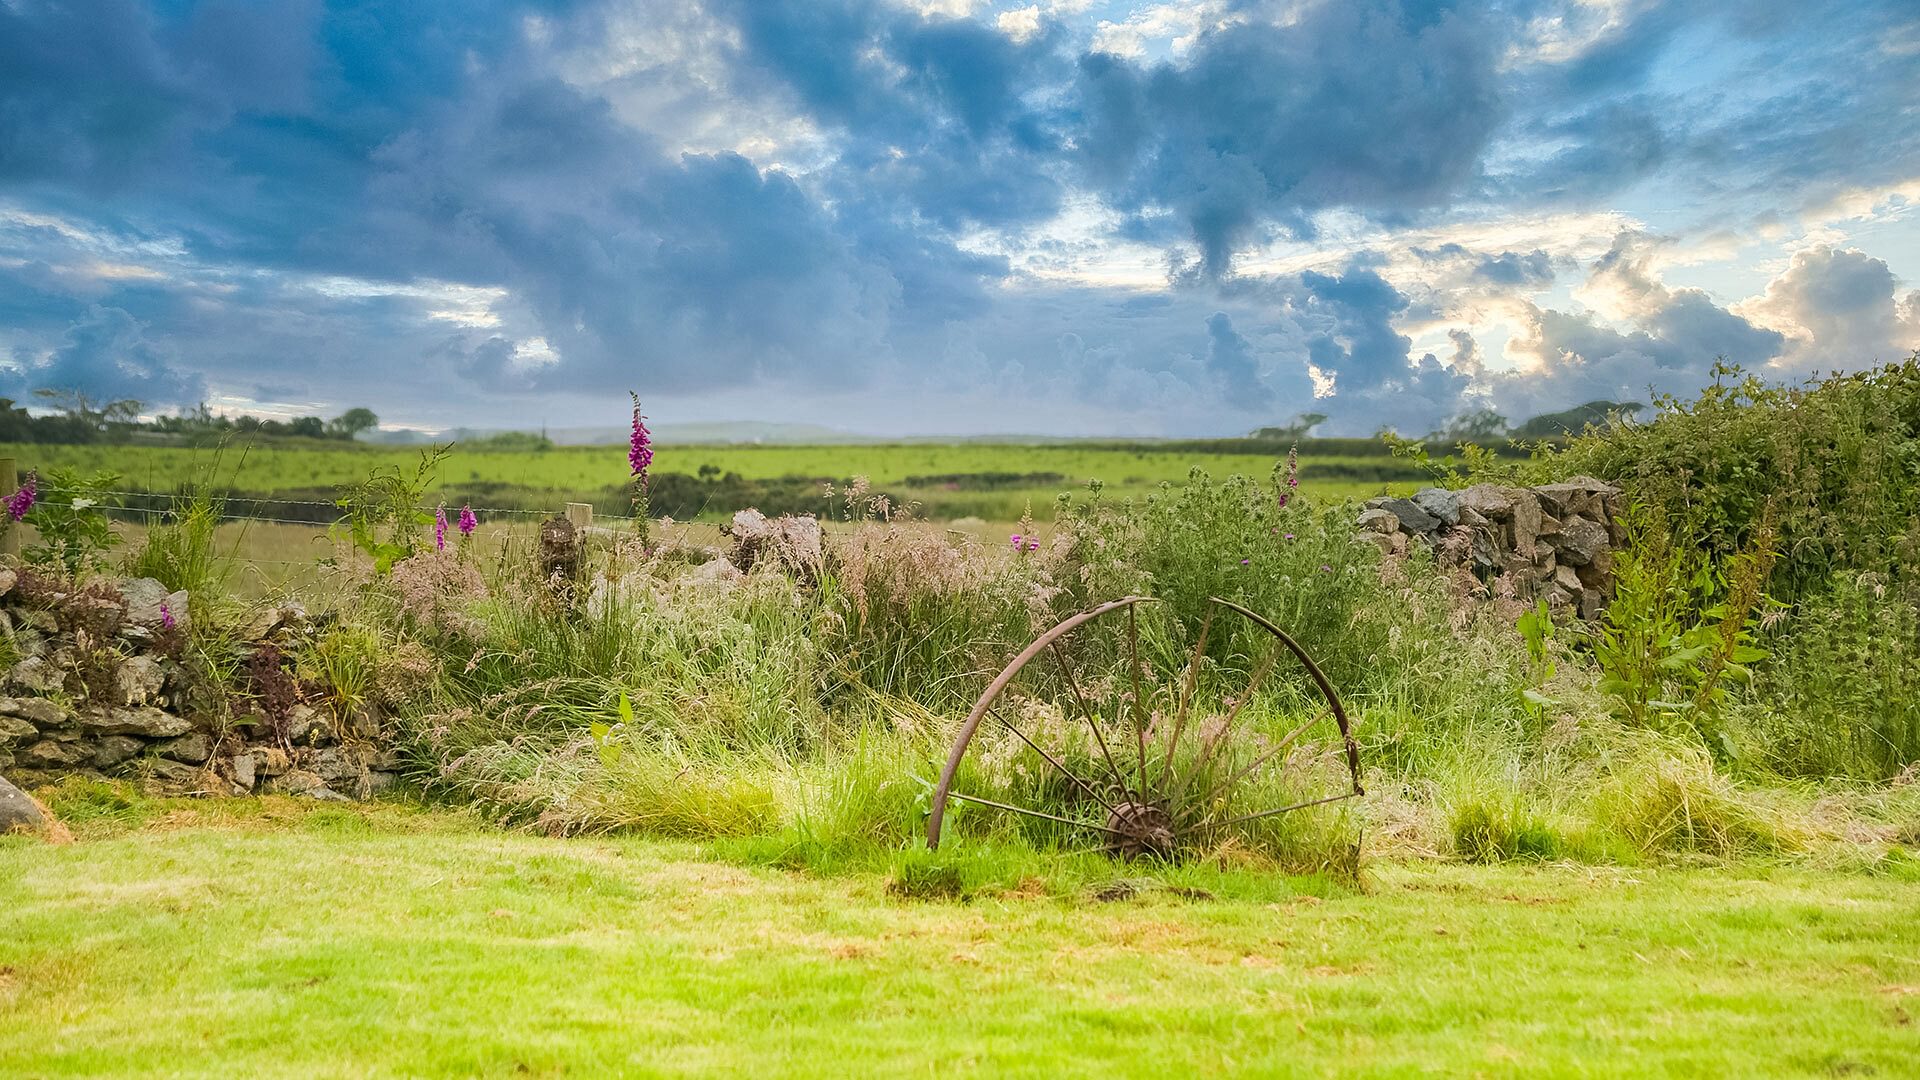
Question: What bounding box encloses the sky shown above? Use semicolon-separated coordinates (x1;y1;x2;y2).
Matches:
2;0;1918;437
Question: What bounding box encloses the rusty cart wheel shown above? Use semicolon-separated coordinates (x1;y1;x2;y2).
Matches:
925;595;1363;859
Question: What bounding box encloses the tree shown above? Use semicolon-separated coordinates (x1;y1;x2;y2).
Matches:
1431;408;1509;443
1251;411;1328;440
328;407;379;440
1513;401;1645;439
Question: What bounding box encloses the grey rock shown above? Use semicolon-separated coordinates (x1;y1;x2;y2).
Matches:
0;715;37;746
1376;498;1440;534
1510;493;1543;559
1359;532;1397;554
119;578;190;629
1411;487;1463;527
229;753;257;791
142;758;199;784
81;706;192;739
1555;516;1611;567
1458;484;1517;519
365;771;399;796
252;747;290;777
306;746;365;787
19;738;91;769
266;768;324;795
0;567;15;598
92;735;144;769
157;733;213;765
9;656;64;694
18;608;58;635
1457;506;1491;530
0;696;69;729
724;510;825;578
284;704;321;745
112;655;167;708
1355;508;1400;534
307;786;351;802
1578;588;1607;621
686;557;744;587
0;773;46;834
1553;565;1582;592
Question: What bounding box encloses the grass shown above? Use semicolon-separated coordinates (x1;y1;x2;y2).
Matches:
0;439;1416;522
3;798;1919;1078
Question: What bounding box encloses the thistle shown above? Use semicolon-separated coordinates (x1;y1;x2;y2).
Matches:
1275;444;1299;512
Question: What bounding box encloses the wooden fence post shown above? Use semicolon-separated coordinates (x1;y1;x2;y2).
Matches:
565;502;594;529
0;457;16;557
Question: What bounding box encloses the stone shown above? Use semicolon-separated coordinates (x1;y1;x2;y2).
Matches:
1375;498;1440;534
241;601;307;643
92;735;144;769
1577;588;1607;621
80;706;192;739
1410;487;1463;527
724;510;825;578
266;768;324;795
1510;493;1542;559
142;758;199;784
285;705;322;745
0;567;16;598
112;655;167;708
18;608;58;634
1387;531;1410;556
1553;565;1582;592
1356;508;1400;534
252;747;290;777
1535;513;1563;540
1359;532;1396;554
157;733;213;765
19;738;91;769
1458;484;1517;519
365;771;399;796
686;557;745;587
230;753;257;791
1555;516;1611;567
1533;483;1596;519
0;696;69;729
0;773;46;834
1457;506;1491;530
0;715;36;746
9;656;64;695
306;746;365;787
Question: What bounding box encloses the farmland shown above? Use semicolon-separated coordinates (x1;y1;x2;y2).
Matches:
0;438;1426;524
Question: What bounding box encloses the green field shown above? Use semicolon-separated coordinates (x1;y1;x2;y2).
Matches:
0;439;1422;523
4;797;1917;1078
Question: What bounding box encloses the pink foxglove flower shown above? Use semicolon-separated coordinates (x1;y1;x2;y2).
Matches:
458;504;477;536
159;601;176;631
1276;445;1299;511
5;470;36;522
434;505;448;551
628;393;653;480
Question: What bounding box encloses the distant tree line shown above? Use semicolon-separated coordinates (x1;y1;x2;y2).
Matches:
1252;401;1646;444
0;391;380;445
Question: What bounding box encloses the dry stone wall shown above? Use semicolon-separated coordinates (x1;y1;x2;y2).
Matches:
1356;477;1623;618
0;567;401;805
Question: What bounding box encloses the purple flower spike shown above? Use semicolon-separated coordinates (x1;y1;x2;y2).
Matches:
1009;533;1023;550
458;504;477;537
628;393;653;479
1276;444;1299;512
1027;538;1040;552
5;470;36;523
159;601;176;631
434;505;448;551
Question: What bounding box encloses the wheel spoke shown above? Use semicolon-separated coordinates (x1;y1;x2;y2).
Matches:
1127;603;1149;800
1158;606;1214;793
1175;711;1325;825
945;791;1128;838
987;707;1123;816
1173;642;1280;805
1192;791;1361;832
1048;640;1134;801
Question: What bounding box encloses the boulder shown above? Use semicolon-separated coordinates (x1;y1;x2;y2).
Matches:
265;768;325;796
1458;484;1517;519
112;655;167;708
1510;493;1543;559
1359;532;1396;554
1555;516;1611;567
157;733;213;765
252;746;290;777
0;696;69;729
724;510;825;578
9;656;64;695
685;557;745;587
119;578;190;630
0;567;16;599
1374;498;1440;534
0;715;37;746
0;773;46;834
18;738;91;769
306;746;365;787
80;706;192;739
1355;508;1400;534
229;753;257;791
142;758;199;784
91;735;144;769
1410;488;1463;527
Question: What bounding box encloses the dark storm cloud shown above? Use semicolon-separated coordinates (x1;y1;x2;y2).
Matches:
1070;1;1508;277
1;305;205;404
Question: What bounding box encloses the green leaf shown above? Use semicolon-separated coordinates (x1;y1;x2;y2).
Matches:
617;691;635;726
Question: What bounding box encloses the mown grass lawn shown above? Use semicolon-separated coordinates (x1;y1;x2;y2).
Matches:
3;801;1916;1078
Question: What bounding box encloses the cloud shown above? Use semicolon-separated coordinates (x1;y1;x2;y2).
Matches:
2;304;205;406
1742;244;1920;369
